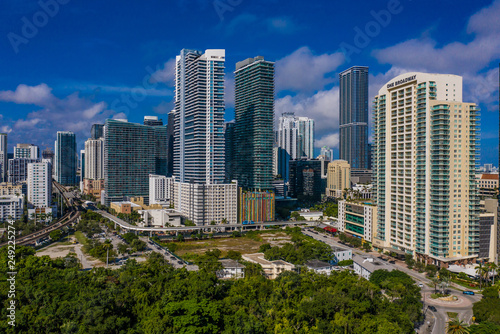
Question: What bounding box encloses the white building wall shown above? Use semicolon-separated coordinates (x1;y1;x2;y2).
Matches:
0;195;23;222
27;160;52;208
84;138;104;180
149;175;173;205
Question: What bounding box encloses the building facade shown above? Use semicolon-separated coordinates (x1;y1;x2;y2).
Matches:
288;159;322;203
84;137;104;180
338;201;377;243
8;158;41;184
173;181;238;225
0;195;23;222
238;189;275;223
173;49;225;184
373;72;480;266
224;121;235;182
234;56;275;190
55;131;77;186
339;66;369;170
276;113;315;180
326;160;351;198
166;111;175;176
14;143;39;159
149;174;173;206
91;124;104;139
320;146;333;161
0;133;7;183
476;173;498;198
27;160;52;208
41;148;55;172
0;183;24;196
103;119;157;205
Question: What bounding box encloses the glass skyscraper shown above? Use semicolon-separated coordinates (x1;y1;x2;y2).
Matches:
174;49;225;184
55;131;77;185
0;133;7;183
234;56;275;190
91;124;104;139
339;66;369;170
103;119;159;205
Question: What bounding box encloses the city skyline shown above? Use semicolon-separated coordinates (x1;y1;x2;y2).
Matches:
0;0;498;165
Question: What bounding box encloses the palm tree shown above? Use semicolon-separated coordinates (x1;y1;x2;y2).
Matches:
489;263;498;285
103;239;113;268
476;263;484;289
446;318;470;334
431;277;440;294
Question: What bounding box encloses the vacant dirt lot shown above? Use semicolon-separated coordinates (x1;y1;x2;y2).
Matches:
173;231;292;257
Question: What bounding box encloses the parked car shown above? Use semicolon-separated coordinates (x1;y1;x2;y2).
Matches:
428;306;437;312
418;283;424;288
463;290;475;295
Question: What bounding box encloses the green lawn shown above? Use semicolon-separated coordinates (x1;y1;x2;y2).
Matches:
447;312;458;319
74;231;88;246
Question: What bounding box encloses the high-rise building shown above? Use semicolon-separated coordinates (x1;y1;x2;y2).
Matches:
27;160;52;208
234;56;275;191
288;159;322;203
0;195;23;222
84;138;104;180
14;143;39;159
238;189;275;223
166;111;175;176
8;158;41;184
104;119;161;205
326;160;351;198
80;149;85;180
0;133;7;183
373;72;479;265
320;146;333;161
224;121;235;182
276;112;315;180
149;174;173;206
144;116;168;176
91;124;104;140
42;148;55;172
55;131;77;186
339;66;369;170
144;116;164;126
173;49;225;184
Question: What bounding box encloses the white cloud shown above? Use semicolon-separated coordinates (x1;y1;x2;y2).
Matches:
372;0;500;105
276;87;340;148
315;133;339;149
0;125;12;134
275;46;345;93
266;16;299;34
149;58;176;85
0;83;119;151
153;101;173;115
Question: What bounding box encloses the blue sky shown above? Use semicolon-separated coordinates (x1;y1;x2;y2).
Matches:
0;0;499;164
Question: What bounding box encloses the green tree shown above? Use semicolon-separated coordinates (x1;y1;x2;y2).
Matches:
49;229;63;241
447;318;470;334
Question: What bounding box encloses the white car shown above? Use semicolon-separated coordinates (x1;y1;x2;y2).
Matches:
418;283;424;288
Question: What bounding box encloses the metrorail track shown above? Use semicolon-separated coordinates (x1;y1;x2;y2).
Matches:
0;181;80;248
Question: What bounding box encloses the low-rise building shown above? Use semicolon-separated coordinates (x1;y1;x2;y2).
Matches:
0;195;24;222
338;200;377;243
82;179;105;200
138;209;182;227
217;259;246;279
476;173;499;198
305;259;334;275
332;246;352;265
28;206;54;223
352;255;393;280
479;199;498;263
0;182;24;196
110;201;142;214
242;253;295;279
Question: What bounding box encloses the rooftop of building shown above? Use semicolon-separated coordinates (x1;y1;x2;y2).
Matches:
110;201;141;208
353;254;393;273
219;259;246;269
242;253;294;267
479;174;499;180
305;259;331;269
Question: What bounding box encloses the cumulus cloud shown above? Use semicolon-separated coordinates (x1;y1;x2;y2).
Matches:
153;101;173;115
315;133;339;149
276;87;340;148
275;46;345;93
149;58;176;85
0;83;119;151
372;0;500;107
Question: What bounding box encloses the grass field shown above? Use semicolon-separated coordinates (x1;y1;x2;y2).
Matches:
170;230;292;258
74;231;88;246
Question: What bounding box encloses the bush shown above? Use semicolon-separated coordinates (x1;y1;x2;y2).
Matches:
338;260;353;266
49;229;63;241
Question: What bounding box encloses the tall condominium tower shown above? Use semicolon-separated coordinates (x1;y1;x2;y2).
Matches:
8;158;41;184
91;124;104;139
144;116;167;176
234;56;275;190
27;160;52;208
42;148;54;166
0;133;7;182
14;143;39;159
373;73;479;265
84;138;104;180
339;66;369;170
166;111;175;176
224;121;235;182
173;49;225;184
276;112;314;180
55;131;77;185
104;119;159;205
320;146;334;161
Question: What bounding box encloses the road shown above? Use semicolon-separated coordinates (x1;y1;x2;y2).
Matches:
141;237;198;271
302;229;481;334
